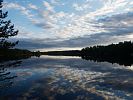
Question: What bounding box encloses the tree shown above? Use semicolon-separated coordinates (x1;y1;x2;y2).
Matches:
0;0;18;49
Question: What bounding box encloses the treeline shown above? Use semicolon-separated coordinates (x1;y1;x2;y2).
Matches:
81;41;133;66
0;49;33;62
43;50;81;56
0;49;43;62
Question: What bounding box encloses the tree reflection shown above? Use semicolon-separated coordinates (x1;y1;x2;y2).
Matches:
0;61;22;89
81;55;133;66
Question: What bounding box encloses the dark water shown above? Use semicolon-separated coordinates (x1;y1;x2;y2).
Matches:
1;55;133;100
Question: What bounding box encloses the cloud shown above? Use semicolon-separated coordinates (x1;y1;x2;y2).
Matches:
15;33;133;51
5;0;132;39
4;2;56;30
48;0;131;39
83;0;129;20
4;2;34;18
4;0;133;50
50;0;59;5
30;18;55;29
15;11;133;50
28;3;38;10
96;12;133;32
73;3;84;11
72;3;91;11
43;1;55;13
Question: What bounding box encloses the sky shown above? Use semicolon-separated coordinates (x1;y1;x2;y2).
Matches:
3;0;133;51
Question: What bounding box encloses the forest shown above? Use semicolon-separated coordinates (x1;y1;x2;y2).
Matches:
81;41;133;66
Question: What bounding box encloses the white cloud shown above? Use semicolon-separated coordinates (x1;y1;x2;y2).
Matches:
4;2;19;8
73;3;83;11
50;0;58;5
130;1;133;5
4;2;34;18
4;0;133;43
28;3;38;10
55;11;66;18
83;0;129;20
4;2;54;30
54;0;132;39
72;3;91;11
43;1;55;13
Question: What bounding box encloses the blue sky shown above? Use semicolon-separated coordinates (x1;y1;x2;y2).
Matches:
3;0;133;51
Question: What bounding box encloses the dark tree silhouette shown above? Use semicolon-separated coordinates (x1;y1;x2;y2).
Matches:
0;0;18;49
81;41;133;66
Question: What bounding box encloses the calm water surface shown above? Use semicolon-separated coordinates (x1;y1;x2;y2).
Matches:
1;55;133;100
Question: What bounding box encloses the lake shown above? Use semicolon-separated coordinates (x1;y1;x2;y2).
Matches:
1;55;133;100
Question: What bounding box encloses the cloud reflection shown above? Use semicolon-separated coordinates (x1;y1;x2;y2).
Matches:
1;56;133;100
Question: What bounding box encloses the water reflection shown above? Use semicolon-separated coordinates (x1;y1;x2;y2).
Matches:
81;55;133;66
0;61;22;89
1;56;133;100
